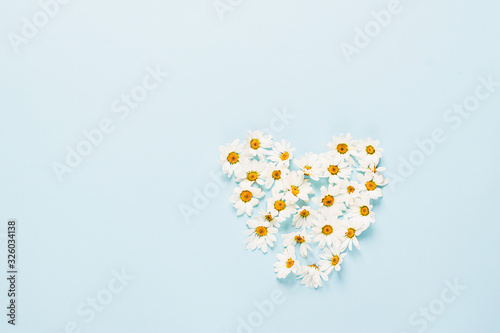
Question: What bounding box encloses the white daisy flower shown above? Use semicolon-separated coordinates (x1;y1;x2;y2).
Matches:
356;138;383;165
267;193;299;219
319;247;347;275
274;246;298;278
234;160;267;186
337;179;362;207
326;133;358;166
282;231;313;257
346;195;375;228
255;209;285;228
337;218;366;251
357;160;386;175
311;214;342;249
297;263;328;288
293;152;322;181
292;206;320;229
261;163;288;189
320;152;353;185
312;184;346;215
280;170;314;203
230;183;264;216
244;130;273;160
268;139;295;167
219;139;247;177
244;219;278;253
357;172;388;200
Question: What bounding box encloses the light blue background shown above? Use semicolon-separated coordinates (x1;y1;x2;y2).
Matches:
1;0;499;332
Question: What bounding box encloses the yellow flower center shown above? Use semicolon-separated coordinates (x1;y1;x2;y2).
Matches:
328;165;339;175
250;139;260;149
265;214;273;221
346;228;355;238
299;209;310;217
240;190;253;202
366;181;377;191
360;206;370;216
322;225;333;235
227;152;239;164
291;185;300;196
286;258;294;268
272;170;282;180
331;255;340;266
347;186;355;194
274;200;286;211
322;195;334;207
304;165;312;176
246;171;259;182
337;143;348;154
366;145;375;155
280;151;289;161
255;226;268;236
294;235;305;243
309;263;319;270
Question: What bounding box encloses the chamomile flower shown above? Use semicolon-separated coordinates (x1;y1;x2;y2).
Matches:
234;160;267;186
346;195;375;228
357;138;383;165
280;171;314;203
320;152;352;185
244;219;278;253
267;194;299;219
268;139;295;167
327;133;358;166
337;218;366;251
293;153;322;181
338;179;362;207
297;263;328;288
230;183;264;216
292;206;320;229
357;172;388;200
261;163;288;189
282;231;313;257
311;214;342;249
319;247;347;275
219;139;246;177
312;184;346;215
357;160;386;175
256;209;285;228
244;130;273;160
274;246;298;278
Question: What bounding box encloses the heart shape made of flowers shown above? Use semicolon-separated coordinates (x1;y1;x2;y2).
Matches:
219;131;388;288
